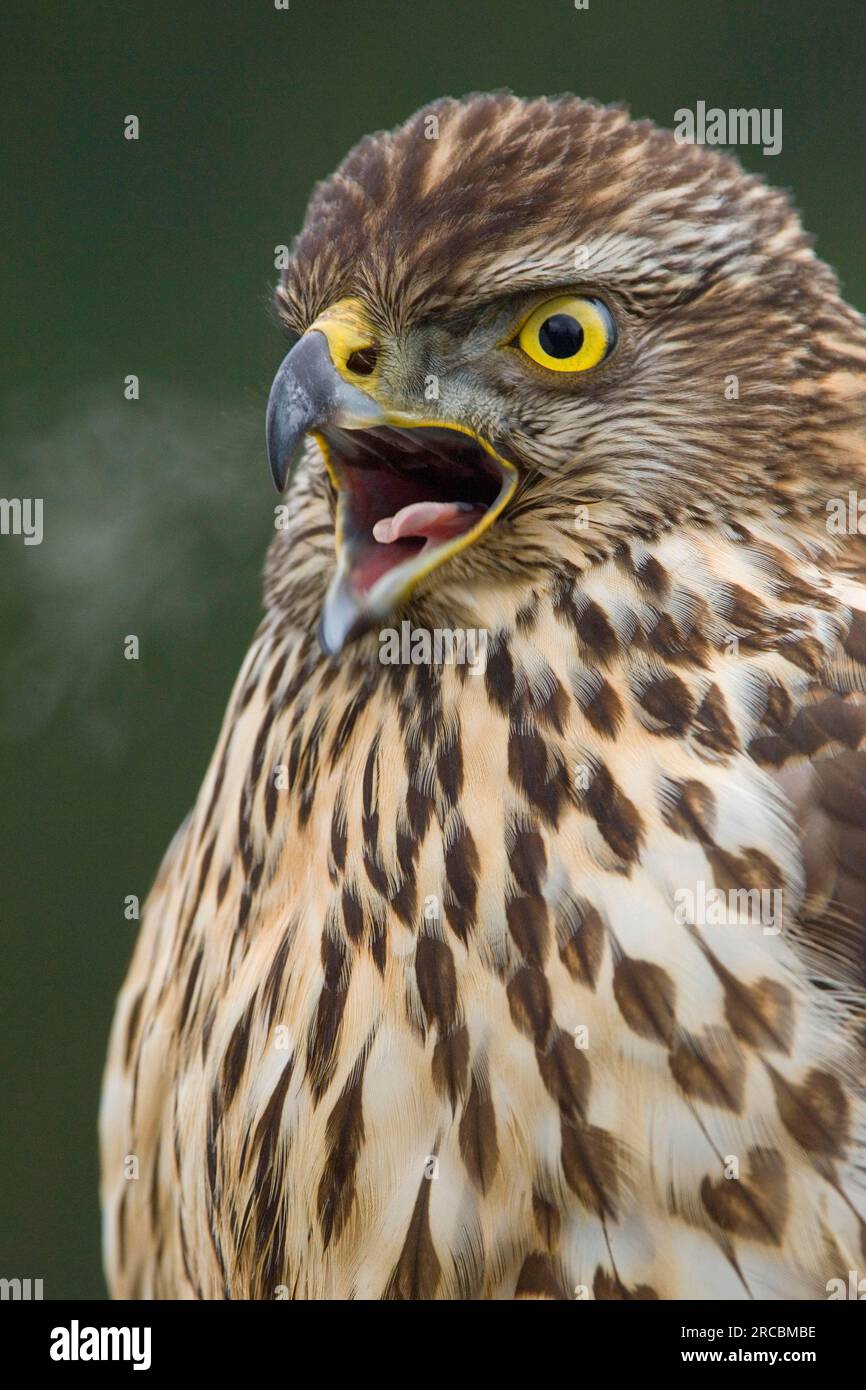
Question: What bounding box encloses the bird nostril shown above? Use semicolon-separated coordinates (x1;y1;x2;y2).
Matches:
346;345;378;376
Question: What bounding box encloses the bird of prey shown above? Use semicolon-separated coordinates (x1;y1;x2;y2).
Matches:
101;93;866;1300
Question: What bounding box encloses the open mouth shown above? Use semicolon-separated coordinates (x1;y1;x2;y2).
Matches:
315;422;517;651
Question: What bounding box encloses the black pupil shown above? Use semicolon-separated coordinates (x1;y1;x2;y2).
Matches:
538;313;584;358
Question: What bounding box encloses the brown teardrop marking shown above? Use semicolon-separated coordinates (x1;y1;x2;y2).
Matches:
669;1028;746;1112
701;1146;788;1245
613;955;677;1046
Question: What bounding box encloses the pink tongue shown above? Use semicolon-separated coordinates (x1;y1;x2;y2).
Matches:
373;500;483;545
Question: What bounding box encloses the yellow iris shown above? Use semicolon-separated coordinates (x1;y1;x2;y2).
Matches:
516;294;616;372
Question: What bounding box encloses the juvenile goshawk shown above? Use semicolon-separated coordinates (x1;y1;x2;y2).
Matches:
101;94;866;1300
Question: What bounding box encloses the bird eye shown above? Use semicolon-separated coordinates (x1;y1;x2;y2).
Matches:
516;295;616;372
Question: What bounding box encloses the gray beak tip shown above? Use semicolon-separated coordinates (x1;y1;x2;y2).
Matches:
266;424;291;493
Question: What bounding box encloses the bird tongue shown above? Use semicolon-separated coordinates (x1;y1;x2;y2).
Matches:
372;499;484;546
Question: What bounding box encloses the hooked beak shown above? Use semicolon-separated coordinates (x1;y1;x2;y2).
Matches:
266;329;385;491
266;299;518;654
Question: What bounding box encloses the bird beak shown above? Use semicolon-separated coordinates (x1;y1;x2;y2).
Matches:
266;299;518;654
266;303;387;491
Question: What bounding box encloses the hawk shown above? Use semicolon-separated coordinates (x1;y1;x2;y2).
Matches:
101;93;866;1300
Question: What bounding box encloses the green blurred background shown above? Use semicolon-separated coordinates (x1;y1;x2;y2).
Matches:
1;0;864;1299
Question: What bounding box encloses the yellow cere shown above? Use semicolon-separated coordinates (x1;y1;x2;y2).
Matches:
517;294;615;373
306;297;380;380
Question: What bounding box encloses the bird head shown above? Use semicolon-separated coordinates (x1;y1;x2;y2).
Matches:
267;93;861;654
